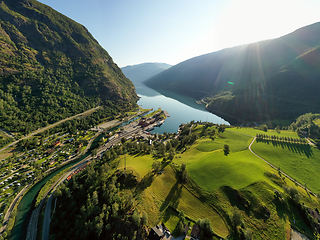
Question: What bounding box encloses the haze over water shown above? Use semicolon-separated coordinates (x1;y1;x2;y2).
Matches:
136;83;229;134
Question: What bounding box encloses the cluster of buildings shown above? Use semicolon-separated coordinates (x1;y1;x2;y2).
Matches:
66;162;90;181
139;111;168;132
148;223;200;240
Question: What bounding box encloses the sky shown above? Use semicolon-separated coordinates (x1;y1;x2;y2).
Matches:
37;0;320;67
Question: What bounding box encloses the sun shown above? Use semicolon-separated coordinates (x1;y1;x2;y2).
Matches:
214;0;319;49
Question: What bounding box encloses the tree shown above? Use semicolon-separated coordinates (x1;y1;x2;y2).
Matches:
196;218;214;238
232;207;242;228
223;144;230;155
181;168;189;183
180;163;189;183
218;125;226;133
259;124;268;132
132;210;141;227
141;211;148;226
152;161;161;173
178;210;186;225
91;149;98;159
284;186;299;202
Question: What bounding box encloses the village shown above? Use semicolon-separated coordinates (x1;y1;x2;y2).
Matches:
0;109;171;224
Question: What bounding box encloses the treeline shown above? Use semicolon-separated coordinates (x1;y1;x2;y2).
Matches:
51;160;148;240
289;113;320;147
256;134;307;144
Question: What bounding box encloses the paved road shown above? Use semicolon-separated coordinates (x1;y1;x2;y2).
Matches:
248;137;317;197
26;131;100;240
0;106;101;154
41;194;53;240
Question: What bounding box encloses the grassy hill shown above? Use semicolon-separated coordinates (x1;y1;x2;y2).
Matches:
114;124;320;239
144;22;320;126
0;0;138;135
43;121;320;240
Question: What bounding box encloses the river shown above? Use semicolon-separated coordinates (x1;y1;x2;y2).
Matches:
9;135;104;240
135;82;229;133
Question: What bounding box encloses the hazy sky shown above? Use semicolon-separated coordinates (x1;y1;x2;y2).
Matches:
38;0;320;67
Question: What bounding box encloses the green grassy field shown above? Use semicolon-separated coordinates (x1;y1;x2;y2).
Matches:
117;125;319;240
227;127;298;138
118;154;154;179
313;118;320;126
251;140;320;194
147;166;229;238
174;131;275;192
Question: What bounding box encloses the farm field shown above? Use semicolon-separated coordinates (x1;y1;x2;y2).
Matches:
251;140;320;194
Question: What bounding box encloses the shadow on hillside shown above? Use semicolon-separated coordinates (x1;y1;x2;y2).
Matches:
160;181;183;212
161;206;180;228
134;172;154;195
117;171;138;189
256;138;313;158
273;197;287;220
221;186;251;216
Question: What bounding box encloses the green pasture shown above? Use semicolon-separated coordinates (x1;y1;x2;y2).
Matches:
178;148;273;192
181;131;252;161
162;207;180;235
118;154;154;179
251;140;320;194
227;127;298;138
115;127;319;239
174;131;277;192
313;118;320;126
147;166;229;238
119;153;229;237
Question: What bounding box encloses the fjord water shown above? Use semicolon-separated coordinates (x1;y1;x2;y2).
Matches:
135;83;229;133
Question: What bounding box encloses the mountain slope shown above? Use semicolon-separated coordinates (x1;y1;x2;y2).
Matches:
0;0;138;134
121;62;171;83
144;22;320;125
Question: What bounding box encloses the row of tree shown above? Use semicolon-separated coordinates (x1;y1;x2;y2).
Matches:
256;134;307;144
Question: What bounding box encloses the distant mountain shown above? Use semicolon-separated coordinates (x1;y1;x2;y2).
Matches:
145;22;320;125
121;62;171;83
0;0;138;134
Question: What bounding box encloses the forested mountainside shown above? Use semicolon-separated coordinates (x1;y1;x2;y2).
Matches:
0;0;138;135
121;62;171;83
144;22;320;125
